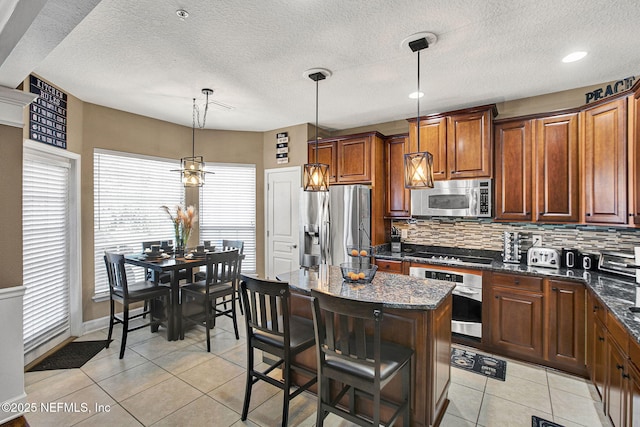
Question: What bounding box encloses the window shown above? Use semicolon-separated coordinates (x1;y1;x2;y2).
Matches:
200;164;256;272
23;150;71;351
93;150;184;296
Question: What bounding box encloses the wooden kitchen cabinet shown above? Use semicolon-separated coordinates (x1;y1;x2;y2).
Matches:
374;258;403;274
587;290;607;398
583;98;628;224
487;273;544;360
494;119;533;221
337;136;371;183
608;337;628;427
407;105;496;181
534;112;580;222
546;279;586;373
632;87;640;225
384;134;411;217
308;140;337;183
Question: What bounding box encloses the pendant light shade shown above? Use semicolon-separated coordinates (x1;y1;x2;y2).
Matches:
176;89;214;187
404;36;435;189
303;69;331;192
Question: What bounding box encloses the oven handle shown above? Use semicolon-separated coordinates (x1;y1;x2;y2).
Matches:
454;287;479;295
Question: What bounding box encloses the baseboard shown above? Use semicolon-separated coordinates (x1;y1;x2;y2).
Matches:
0;286;26;424
0;393;28;425
82;307;145;336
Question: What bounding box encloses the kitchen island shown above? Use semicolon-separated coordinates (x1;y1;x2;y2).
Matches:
277;265;454;427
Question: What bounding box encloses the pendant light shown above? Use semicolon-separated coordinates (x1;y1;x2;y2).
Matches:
303;69;331;192
404;36;435;189
178;88;213;187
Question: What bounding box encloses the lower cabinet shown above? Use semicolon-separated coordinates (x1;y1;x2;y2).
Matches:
485;273;586;375
608;337;628;427
374;258;403;274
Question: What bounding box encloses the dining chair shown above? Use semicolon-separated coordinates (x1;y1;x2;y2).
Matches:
180;249;241;351
194;239;245;314
104;251;171;359
239;275;317;426
310;289;413;427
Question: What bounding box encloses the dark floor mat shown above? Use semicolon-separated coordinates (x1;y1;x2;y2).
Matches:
532;415;564;427
450;347;507;381
28;340;110;371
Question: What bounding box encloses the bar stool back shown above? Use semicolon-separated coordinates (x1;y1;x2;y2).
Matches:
311;289;413;427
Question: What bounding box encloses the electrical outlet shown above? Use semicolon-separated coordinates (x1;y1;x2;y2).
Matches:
401;229;408;239
532;234;543;246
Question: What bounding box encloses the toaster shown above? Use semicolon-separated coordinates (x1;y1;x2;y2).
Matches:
598;251;638;278
527;247;560;269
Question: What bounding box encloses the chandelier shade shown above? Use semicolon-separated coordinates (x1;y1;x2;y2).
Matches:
175;89;213;187
404;36;435;189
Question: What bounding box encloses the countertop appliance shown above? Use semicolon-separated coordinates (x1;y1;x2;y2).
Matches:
410;266;483;340
300;185;371;268
410;178;492;218
598;251;639;278
527;247;560;268
502;231;522;264
561;248;581;268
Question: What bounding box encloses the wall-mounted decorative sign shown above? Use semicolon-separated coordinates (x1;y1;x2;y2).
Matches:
276;131;289;164
585;76;636;104
29;75;67;149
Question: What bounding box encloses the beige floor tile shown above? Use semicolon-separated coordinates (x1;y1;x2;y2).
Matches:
25;383;115;427
478;393;553;427
440;413;477;427
555;414;612;427
151;344;216;375
97;362;172;402
446;382;483;422
229;418;262;427
190;329;245;356
208;370;280;414
24;368;65;388
177;355;244;393
502;358;548;385
484;372;551;413
152;394;240;427
73;330;108;342
120;376;202;426
246;390;316;427
128;334;196;360
219;344;262;369
81;349;148;382
550;387;609;426
74;403;144;426
547;369;599;400
450;365;488;392
25;368;94;403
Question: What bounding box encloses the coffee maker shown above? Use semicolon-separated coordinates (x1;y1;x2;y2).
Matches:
502;231;522;264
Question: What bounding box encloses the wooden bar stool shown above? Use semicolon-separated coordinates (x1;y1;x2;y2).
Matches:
239;275;317;426
311;289;413;427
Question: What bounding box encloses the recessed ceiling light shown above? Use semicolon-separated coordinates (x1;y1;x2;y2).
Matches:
176;9;189;20
409;91;424;99
562;51;587;63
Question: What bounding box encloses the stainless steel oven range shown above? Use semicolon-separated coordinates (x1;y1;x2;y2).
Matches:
410;266;483;340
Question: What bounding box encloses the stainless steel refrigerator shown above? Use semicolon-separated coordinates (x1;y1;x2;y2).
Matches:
299;184;371;267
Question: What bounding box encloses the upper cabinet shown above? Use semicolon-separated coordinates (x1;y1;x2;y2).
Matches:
384;134;411;218
308;140;337;184
534;113;580;223
582;98;627;224
632;87;640;225
408;105;496;181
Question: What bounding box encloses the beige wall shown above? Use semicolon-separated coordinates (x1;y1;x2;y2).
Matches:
332;119;409;137
0;124;23;289
262;123;310;171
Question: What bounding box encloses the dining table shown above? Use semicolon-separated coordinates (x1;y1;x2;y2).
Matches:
124;252;208;341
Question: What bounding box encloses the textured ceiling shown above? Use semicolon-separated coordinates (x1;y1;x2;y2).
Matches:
2;0;640;132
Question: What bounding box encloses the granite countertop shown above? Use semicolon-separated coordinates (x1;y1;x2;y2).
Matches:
276;265;455;310
375;250;640;345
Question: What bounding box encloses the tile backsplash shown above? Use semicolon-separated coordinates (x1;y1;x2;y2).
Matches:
392;218;640;255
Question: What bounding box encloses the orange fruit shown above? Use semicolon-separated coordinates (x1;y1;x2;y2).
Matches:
351;249;359;256
349;272;358;280
359;250;368;256
358;272;366;279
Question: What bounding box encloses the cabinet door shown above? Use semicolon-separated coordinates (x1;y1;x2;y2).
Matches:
489;286;543;359
337;137;371;183
547;280;586;368
494;120;533;221
308;140;337;183
447;109;492;179
627;362;640;427
607;339;627;427
385;135;411;217
534;113;580;222
583;98;628;224
632;89;640;225
587;291;607;398
374;258;403;274
410;117;448;180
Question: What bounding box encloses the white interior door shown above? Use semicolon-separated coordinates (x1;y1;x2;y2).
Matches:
265;166;300;278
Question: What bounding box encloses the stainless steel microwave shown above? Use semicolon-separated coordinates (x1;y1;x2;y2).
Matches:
410;178;492;218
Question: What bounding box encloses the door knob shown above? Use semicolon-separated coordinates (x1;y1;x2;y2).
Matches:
291;244;298;249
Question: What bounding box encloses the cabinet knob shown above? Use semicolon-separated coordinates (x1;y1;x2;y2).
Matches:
495;296;499;299
552;287;558;291
525;212;531;215
617;364;624;371
593;305;599;311
598;336;605;342
514;280;520;285
586;213;591;217
450;171;457;174
623;373;631;379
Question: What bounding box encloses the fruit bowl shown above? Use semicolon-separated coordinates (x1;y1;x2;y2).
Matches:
340;262;378;283
346;246;372;258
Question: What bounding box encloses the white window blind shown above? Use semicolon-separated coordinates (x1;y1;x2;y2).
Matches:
94;150;184;296
200;164;256;272
23;152;71;351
